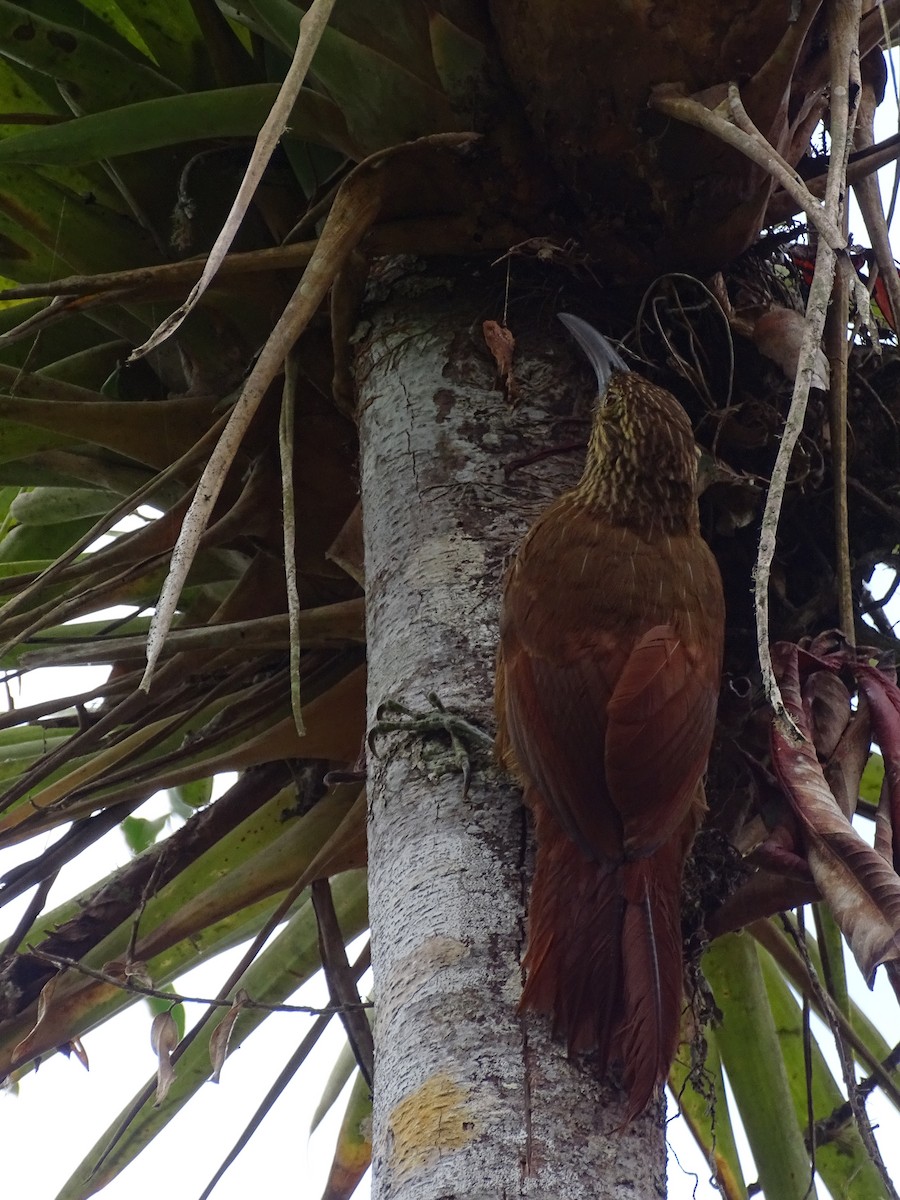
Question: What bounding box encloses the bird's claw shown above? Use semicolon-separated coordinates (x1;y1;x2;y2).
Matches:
368;692;493;797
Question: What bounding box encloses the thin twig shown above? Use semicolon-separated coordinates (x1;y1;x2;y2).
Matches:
20;601;365;668
757;243;836;728
127;848;170;966
751;920;900;1108
812;1042;900;1147
138;148;389;691
760;0;860;720
649;58;865;721
796;909;817;1192
280;350;305;736
91;842;360;1174
56;83;168;259
130;0;339;359
197;941;371;1200
25;949;370;1015
0;241;319;302
827;255;854;642
825;0;859;652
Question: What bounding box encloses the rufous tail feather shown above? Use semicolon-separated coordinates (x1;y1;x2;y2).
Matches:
619;844;686;1117
520;798;689;1116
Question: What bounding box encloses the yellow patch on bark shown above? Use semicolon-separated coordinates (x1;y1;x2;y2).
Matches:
388;1073;478;1177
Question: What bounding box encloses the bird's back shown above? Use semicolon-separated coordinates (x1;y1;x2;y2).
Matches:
498;491;722;864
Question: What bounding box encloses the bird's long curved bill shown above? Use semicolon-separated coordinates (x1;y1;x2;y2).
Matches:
558;313;628;401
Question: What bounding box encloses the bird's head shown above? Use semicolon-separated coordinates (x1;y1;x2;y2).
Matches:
559;313;700;533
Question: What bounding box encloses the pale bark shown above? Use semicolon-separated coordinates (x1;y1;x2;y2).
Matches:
359;268;667;1199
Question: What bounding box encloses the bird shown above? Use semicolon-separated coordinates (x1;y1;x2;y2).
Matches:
495;314;725;1117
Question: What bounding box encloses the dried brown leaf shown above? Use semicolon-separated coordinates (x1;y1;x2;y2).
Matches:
823;703;872;820
482;319;519;404
63;1037;89;1071
11;974;60;1065
877;773;894;864
103;959;153;989
150;1010;179;1106
802;669;851;760
707;871;821;938
209;989;249;1084
857;665;900;872
771;642;900;982
805;827;900;981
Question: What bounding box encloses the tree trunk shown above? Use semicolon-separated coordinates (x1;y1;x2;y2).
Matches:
359;267;668;1198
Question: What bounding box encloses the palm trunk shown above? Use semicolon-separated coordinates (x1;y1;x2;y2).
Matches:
358;267;667;1198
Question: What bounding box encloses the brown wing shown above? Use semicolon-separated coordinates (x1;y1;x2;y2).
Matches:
500;621;627;861
497;503;721;865
604;625;718;857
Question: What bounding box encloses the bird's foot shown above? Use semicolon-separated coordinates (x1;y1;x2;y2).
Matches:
368;692;493;797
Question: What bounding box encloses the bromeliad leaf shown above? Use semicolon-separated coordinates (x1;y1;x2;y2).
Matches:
771;641;900;984
0;86;358;167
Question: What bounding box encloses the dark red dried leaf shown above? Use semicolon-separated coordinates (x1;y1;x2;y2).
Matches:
801;670;851;761
857;665;900;871
771;642;900;983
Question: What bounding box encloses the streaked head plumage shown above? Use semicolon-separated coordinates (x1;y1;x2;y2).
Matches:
559;314;699;535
